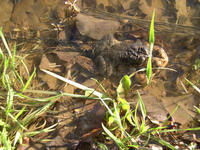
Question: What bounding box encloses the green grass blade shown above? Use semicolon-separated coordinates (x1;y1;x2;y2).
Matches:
134;101;139;130
6;86;14;115
91;78;107;94
0;106;27;131
24;123;57;137
137;91;146;132
147;126;166;133
146;56;152;85
0;47;4;60
21;67;36;92
180;80;188;93
113;102;123;130
147;9;155;85
21;89;100;100
194;106;200;114
149;9;155;44
11;43;16;69
22;99;57;126
16;92;88;104
14;55;31;86
16;55;30;75
1;127;13;150
14;70;24;86
137;91;146;120
2;58;9;88
5;75;13;114
185;78;200;93
167;105;179;119
41;69;103;98
97;143;108;150
0;27;12;58
151;136;176;150
0;119;10;128
157;105;179;128
121;132;138;147
99;97;114;117
102;123;127;149
15;106;26;120
158;127;200;133
142;133;151;147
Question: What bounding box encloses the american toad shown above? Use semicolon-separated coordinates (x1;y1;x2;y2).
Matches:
94;35;168;77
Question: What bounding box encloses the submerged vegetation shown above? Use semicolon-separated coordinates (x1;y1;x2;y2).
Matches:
41;11;200;150
0;5;200;150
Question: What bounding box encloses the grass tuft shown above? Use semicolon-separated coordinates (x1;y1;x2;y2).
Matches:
0;28;59;149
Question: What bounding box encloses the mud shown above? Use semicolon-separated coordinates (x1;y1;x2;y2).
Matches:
1;0;200;149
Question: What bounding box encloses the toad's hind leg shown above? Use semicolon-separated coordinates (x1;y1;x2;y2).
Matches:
94;55;113;77
152;46;168;68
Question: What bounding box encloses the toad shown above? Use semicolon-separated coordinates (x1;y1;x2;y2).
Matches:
93;34;168;77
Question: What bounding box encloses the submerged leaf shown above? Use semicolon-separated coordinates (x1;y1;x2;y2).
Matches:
117;75;131;98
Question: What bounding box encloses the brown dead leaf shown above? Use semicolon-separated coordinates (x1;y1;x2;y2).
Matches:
54;51;95;73
39;54;62;72
38;72;60;90
39;53;64;90
75;101;106;141
161;94;199;128
133;94;169;122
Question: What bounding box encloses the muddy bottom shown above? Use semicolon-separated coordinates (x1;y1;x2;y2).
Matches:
1;0;200;149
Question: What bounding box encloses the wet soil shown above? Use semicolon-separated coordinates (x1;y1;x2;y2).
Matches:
1;0;200;149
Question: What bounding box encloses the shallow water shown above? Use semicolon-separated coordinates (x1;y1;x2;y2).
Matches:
1;0;200;149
